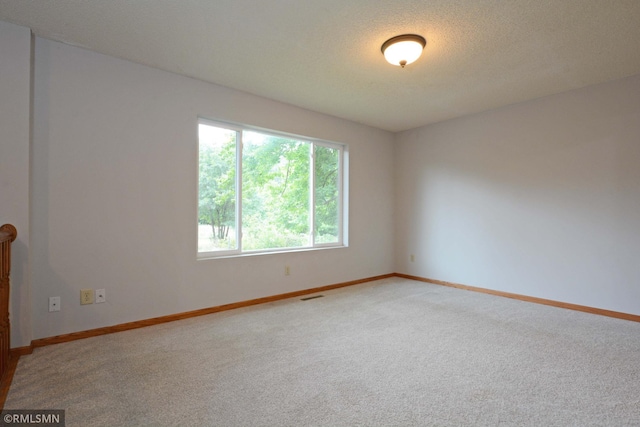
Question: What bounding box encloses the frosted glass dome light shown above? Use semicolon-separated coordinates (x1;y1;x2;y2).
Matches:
381;34;427;68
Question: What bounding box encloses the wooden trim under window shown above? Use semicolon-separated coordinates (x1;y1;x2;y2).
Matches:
30;274;394;348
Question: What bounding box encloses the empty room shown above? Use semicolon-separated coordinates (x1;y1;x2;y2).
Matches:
1;1;639;426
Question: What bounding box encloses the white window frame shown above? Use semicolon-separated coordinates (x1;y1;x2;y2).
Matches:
198;118;349;259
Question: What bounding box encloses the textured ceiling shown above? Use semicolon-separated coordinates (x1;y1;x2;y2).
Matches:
2;0;640;132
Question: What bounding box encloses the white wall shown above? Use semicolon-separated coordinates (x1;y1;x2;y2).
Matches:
31;38;395;340
395;74;640;315
0;21;32;347
13;21;640;344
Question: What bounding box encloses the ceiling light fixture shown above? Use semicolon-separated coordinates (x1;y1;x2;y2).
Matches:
381;34;426;68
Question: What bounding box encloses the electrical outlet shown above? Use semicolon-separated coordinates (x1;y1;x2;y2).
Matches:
80;289;94;305
49;296;60;312
284;265;290;276
95;288;106;303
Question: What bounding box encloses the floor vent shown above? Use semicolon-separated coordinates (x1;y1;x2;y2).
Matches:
301;295;324;301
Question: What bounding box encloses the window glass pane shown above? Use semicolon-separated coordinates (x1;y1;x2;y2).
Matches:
242;131;310;250
198;123;237;252
198;120;346;257
314;145;340;243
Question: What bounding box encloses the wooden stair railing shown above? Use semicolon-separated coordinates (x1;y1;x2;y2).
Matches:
0;224;16;381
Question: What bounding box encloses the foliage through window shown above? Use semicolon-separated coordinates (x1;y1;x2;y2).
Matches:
198;120;346;256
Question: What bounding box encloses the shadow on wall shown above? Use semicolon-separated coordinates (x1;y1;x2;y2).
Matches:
396;78;640;312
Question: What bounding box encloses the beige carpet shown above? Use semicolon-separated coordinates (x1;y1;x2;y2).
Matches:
5;278;640;426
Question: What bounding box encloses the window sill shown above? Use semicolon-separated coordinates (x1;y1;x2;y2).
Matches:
197;244;347;261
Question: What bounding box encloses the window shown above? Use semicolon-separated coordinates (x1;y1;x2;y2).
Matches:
198;119;347;257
